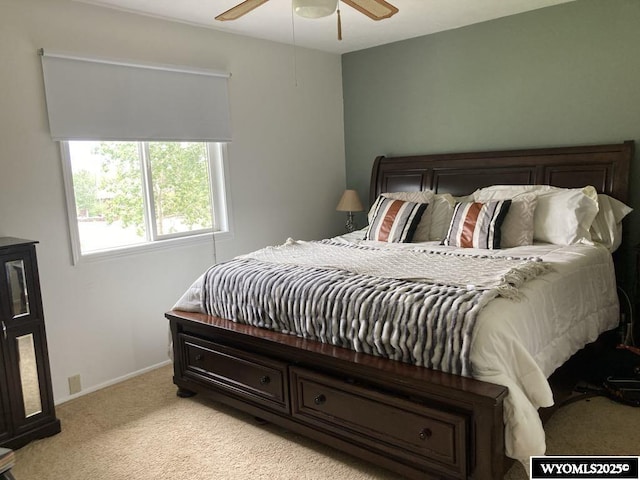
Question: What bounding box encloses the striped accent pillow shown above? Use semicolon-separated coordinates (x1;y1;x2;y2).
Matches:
443;200;512;249
366;196;428;243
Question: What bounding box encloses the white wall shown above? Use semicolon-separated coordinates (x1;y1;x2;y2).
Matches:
0;0;346;402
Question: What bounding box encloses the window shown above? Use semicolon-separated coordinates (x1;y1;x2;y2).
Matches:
40;52;233;263
61;140;230;262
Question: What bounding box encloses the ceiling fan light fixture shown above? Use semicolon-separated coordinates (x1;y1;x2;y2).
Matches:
293;0;339;19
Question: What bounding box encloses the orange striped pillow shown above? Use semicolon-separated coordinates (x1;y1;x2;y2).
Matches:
443;200;511;249
366;196;428;243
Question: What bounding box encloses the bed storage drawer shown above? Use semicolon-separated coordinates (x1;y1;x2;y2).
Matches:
180;334;289;414
290;367;468;479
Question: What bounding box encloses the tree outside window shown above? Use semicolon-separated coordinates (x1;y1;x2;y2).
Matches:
65;140;226;257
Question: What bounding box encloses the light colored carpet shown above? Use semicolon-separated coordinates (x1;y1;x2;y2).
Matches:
13;365;640;480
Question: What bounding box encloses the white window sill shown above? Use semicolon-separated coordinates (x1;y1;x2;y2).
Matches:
72;230;233;265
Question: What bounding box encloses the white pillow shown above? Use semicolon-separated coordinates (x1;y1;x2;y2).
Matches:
427;193;454;241
534;186;599;245
474;190;537;247
427;193;475;241
474;184;556;197
590;194;633;252
474;184;599;245
371;191;434;242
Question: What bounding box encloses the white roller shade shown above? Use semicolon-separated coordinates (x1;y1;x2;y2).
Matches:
40;50;231;142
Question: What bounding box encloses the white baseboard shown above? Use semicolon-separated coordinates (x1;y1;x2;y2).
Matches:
55;359;173;405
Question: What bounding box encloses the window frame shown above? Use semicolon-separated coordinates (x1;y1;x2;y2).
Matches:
60;141;232;264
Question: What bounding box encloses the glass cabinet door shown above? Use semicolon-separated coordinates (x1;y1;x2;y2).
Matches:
5;259;30;318
17;333;43;418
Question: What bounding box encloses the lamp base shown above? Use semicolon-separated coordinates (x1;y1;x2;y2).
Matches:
345;212;356;233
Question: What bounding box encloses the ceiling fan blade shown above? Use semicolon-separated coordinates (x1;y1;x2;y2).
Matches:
215;0;270;21
340;0;398;20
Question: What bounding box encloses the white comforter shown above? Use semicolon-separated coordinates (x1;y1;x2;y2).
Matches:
469;241;618;463
174;232;619;465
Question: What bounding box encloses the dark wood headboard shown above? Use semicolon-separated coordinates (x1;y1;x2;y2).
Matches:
370;141;633;206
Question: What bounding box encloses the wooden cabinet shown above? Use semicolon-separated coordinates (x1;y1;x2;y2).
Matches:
0;238;60;449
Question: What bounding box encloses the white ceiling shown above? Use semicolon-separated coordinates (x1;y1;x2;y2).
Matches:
74;0;576;54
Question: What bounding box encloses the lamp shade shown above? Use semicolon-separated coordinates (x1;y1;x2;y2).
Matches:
336;189;364;212
293;0;339;18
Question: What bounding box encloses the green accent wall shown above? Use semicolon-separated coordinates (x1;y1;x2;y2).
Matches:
342;0;640;253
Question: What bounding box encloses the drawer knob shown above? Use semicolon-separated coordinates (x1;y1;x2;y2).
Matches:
419;428;432;440
194;354;204;361
260;375;271;385
314;394;326;406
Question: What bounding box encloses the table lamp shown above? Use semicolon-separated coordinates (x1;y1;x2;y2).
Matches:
336;189;364;233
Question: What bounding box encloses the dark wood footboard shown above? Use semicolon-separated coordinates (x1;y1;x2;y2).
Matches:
167;310;508;480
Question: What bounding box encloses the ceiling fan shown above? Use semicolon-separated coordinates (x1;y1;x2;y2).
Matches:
215;0;398;40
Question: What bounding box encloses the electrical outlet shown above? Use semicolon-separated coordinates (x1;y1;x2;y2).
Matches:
68;374;82;395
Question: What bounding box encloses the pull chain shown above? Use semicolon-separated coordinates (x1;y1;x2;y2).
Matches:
291;2;299;86
337;6;342;41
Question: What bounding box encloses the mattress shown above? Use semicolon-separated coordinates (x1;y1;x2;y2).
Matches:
173;232;619;465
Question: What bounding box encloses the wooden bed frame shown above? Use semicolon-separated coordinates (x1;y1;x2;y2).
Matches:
167;141;633;480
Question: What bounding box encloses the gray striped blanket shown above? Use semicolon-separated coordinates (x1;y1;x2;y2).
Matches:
201;242;550;376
